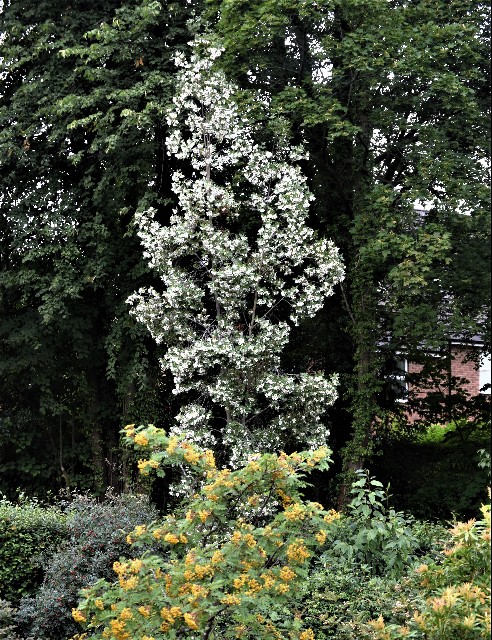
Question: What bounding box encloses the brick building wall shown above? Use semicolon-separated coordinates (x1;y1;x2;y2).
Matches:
405;345;484;423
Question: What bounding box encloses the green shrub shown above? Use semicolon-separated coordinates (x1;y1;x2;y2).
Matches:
320;470;421;578
0;496;66;603
0;599;21;640
16;491;159;640
299;518;448;639
364;494;491;639
297;475;448;639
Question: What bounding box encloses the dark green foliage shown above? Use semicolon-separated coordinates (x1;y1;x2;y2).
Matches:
373;422;491;520
0;497;66;604
293;472;446;638
0;0;196;497
300;567;406;639
360;499;491;639
16;492;158;640
206;0;491;485
0;0;489;502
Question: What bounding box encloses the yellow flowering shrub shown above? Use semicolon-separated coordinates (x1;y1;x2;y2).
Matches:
71;424;338;639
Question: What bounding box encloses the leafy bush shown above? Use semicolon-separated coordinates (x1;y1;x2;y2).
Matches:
16;491;158;640
365;493;491;639
296;474;447;639
72;424;339;639
321;470;421;577
0;496;66;603
0;599;22;640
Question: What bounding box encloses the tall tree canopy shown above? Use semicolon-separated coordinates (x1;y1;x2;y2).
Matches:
0;0;194;495
206;0;491;475
0;0;489;497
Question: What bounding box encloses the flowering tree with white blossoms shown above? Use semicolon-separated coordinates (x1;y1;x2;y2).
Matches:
128;38;344;467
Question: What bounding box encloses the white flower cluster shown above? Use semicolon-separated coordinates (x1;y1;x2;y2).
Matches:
129;37;344;465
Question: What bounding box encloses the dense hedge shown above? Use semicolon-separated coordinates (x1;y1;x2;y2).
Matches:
0;497;66;604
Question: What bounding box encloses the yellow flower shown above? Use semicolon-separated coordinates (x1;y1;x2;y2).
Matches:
231;531;242;545
198;510;211;522
183;447;201;464
315;529;327;545
247;460;261;473
129;559;143;573
110;619;130;640
164;533;180;545
120;576;138;590
72;609;86;623
261;572;276;589
233;573;248;590
138;606;151;618
134;433;149;446
123;424;135;436
286;540;310;563
113;561;127;576
204;449;216;468
166;437;178;454
189;583;209;599
94;599;104;610
211;550;224;565
300;630;315;640
277;489;293;505
284;502;306;521
160;606;182;624
246;579;262;594
311;447;328;462
183;612;199;630
323;509;341;524
221;594;241;605
137;459;152;473
279;566;296;582
276;583;289;594
194;563;214;579
243;533;257;548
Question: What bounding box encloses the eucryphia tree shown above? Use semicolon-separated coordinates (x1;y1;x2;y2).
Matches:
128;38;344;466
